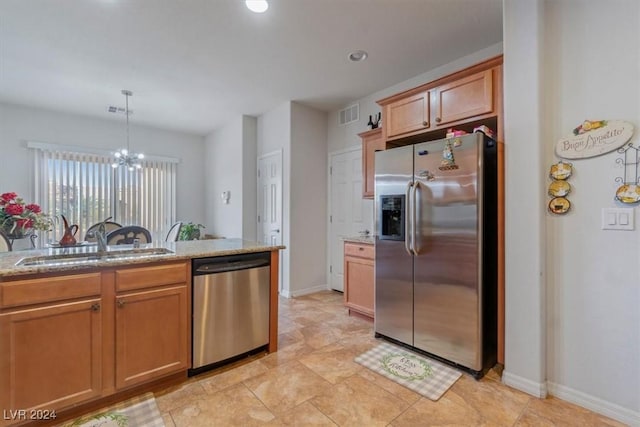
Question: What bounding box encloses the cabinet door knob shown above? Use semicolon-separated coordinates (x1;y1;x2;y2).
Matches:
91;303;101;312
117;300;126;309
435;117;441;123
422;121;429;126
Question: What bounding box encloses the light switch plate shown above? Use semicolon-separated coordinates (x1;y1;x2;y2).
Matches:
601;208;635;230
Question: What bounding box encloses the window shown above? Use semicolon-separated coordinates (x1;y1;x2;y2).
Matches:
31;142;177;243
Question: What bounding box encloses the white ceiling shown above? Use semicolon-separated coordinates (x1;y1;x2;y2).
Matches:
0;0;503;136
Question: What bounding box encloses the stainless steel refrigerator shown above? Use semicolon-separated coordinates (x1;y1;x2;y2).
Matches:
374;132;497;378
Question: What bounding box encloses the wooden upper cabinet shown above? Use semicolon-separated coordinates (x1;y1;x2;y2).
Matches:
379;58;502;142
359;128;384;199
384;90;431;140
432;69;494;127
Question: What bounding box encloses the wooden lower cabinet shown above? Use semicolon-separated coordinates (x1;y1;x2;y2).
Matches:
0;298;103;418
0;261;189;425
344;242;374;320
115;285;188;389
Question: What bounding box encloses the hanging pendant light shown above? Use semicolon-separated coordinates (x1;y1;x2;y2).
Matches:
112;89;144;171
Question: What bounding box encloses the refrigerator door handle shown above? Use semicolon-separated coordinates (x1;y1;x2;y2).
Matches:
411;181;420;255
404;182;413;255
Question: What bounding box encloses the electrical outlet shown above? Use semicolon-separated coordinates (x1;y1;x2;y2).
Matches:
601;208;635;230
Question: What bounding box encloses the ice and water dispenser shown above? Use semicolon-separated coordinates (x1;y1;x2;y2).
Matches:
379;195;405;241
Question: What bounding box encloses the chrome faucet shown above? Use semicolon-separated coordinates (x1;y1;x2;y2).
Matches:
88;216;111;253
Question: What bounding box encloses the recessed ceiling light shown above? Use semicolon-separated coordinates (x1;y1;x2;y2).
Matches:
246;0;269;13
348;50;368;62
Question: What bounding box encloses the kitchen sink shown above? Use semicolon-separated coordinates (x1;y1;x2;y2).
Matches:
16;247;175;267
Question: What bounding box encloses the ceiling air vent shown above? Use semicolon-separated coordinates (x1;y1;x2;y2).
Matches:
338;103;359;126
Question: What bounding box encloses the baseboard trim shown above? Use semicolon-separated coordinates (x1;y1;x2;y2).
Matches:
289;284;330;298
279;289;292;298
547;381;640;426
502;370;547;398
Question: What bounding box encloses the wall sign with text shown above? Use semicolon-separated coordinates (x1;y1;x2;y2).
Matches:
555;120;634;159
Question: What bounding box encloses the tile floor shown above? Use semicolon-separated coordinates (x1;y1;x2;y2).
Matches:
155;291;625;426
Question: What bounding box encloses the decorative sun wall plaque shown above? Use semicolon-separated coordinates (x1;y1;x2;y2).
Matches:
555;120;634;159
547;161;573;215
614;143;640;204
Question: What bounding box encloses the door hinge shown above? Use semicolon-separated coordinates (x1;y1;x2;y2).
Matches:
257;215;261;223
330;215;332;223
257;169;261;178
330;265;332;273
330;166;332;175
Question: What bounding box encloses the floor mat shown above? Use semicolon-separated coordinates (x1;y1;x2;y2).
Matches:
60;392;164;427
355;341;461;401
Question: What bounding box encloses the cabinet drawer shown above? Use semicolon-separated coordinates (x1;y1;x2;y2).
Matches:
115;262;188;292
344;243;374;259
1;273;102;308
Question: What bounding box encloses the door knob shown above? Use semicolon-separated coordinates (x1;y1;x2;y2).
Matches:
435;117;442;123
272;229;280;233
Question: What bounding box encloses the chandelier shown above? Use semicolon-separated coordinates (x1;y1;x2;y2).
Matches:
112;89;144;171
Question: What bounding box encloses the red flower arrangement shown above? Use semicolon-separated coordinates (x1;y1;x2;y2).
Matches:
0;192;52;238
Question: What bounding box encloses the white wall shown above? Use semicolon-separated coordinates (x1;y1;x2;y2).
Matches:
543;0;639;422
204;117;243;238
504;0;640;424
290;102;328;295
502;0;547;397
204;114;257;239
257;101;328;297
0;102;206;226
242;116;257;241
258;102;292;294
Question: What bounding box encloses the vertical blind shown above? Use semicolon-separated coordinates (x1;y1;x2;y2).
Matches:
32;144;177;243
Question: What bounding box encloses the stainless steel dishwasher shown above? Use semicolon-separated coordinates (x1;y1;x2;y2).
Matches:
190;251;270;375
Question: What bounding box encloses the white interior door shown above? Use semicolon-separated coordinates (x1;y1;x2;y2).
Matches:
328;148;368;291
257;151;283;246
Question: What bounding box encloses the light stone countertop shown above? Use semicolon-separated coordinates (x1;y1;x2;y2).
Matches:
342;235;375;245
0;238;285;278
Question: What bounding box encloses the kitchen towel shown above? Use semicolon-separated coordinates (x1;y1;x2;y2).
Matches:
355;341;461;401
61;392;164;427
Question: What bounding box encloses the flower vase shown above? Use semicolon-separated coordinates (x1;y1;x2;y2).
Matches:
3;226;33;240
2;226;36;250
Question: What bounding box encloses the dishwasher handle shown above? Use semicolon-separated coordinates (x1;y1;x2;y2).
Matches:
195;258;269;274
